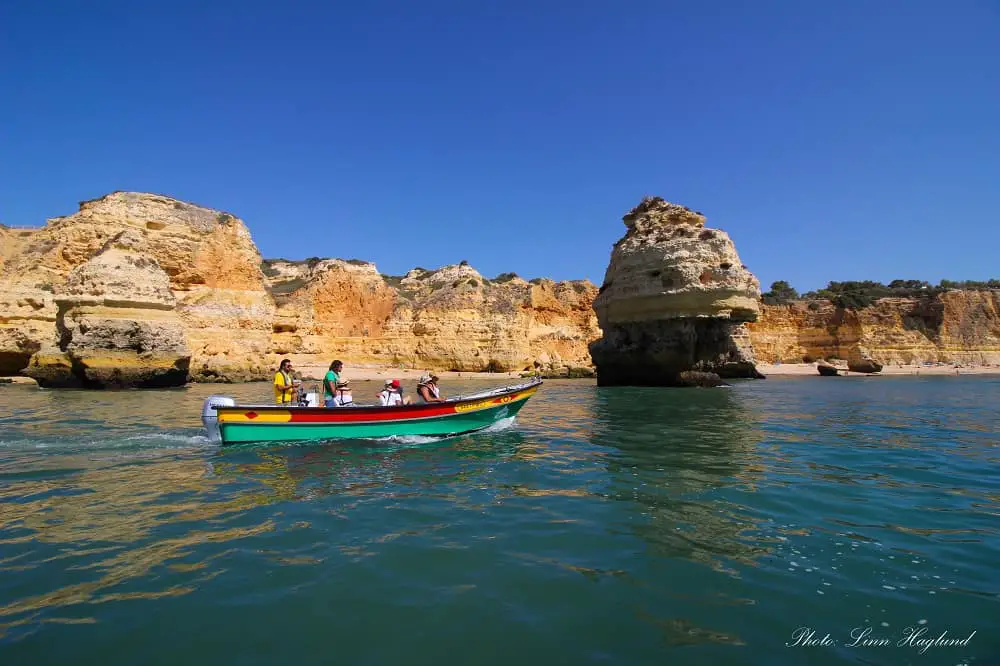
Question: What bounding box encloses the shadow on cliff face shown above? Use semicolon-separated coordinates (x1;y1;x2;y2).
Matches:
0;350;32;376
589;319;764;387
591;385;768;570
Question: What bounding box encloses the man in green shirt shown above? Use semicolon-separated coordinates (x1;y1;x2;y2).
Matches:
323;359;343;407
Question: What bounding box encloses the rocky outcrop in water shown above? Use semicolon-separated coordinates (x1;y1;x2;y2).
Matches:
24;230;190;388
847;355;883;374
6;192;1000;386
589;197;763;386
0;193;273;383
816;360;841;376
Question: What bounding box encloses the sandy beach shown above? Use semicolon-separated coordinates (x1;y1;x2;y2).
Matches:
304;361;1000;382
757;362;1000;376
296;364;524;383
5;363;997;388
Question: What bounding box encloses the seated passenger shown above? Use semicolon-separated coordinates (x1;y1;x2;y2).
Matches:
416;373;444;403
332;378;355;406
377;379;411;406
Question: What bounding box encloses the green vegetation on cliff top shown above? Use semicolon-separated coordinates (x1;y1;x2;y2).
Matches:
765;279;1000;309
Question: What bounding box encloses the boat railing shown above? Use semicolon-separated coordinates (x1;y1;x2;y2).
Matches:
445;377;543;402
221;377;543;410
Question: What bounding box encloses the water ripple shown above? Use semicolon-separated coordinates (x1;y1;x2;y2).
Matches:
0;377;998;664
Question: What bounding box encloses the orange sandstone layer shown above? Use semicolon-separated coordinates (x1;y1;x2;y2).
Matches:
0;193;601;383
749;293;1000;366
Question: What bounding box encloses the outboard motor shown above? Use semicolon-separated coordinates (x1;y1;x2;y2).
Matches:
202;395;236;442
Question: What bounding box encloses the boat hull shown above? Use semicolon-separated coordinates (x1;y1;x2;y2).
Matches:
213;380;540;444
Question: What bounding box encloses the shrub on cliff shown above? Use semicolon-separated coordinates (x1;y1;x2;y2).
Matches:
381;274;405;290
800;278;1000;310
939;279;1000;290
826;282;886;309
801;283;876;308
762;280;798;305
270;278;307;295
889;279;932;290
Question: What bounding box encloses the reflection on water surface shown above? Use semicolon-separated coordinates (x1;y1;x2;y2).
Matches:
1;377;998;665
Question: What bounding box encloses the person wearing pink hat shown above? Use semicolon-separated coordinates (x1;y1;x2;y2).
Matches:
377;378;411;406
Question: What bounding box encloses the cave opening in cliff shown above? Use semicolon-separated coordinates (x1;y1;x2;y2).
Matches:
483;359;505;373
0;351;32;376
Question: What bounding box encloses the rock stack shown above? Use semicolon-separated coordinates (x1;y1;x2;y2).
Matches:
589;197;764;386
25;230;191;388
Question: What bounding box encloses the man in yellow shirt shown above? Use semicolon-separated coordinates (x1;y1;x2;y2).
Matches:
273;358;298;404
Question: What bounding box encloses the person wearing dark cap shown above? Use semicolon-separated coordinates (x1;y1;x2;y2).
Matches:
377;379;410;406
417;373;444;403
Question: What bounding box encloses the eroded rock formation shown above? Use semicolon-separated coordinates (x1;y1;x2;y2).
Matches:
265;260;599;374
0;192;600;383
24;229;190;388
6;192;1000;386
0;193;274;383
589;197;763;386
749;292;1000;366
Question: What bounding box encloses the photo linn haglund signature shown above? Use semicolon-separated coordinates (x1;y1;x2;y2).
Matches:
786;625;977;654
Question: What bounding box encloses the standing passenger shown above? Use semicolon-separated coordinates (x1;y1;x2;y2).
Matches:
323;360;343;407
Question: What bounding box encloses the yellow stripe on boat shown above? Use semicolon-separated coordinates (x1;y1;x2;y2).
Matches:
218;409;293;423
454;386;537;413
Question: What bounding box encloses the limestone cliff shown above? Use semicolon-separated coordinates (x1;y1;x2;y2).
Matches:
7;192;1000;385
0;226;58;374
749;291;1000;366
589;197;763;386
0;193;274;383
0;192;600;382
25;230;190;388
265;260;599;374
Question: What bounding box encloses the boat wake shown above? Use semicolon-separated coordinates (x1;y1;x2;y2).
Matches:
373;416;519;446
374;433;444;445
480;415;518;433
0;431;212;453
125;432;212;445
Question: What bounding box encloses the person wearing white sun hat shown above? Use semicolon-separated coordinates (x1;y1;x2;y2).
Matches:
416;373;444;403
331;377;355;406
377;379;411;406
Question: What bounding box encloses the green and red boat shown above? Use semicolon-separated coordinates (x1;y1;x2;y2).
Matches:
201;378;543;445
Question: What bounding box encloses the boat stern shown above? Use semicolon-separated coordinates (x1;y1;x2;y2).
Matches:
202;395;236;442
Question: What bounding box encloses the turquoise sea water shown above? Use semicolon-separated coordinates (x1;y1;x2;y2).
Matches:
1;376;998;665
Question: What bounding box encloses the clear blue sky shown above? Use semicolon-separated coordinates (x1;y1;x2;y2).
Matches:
2;1;998;292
